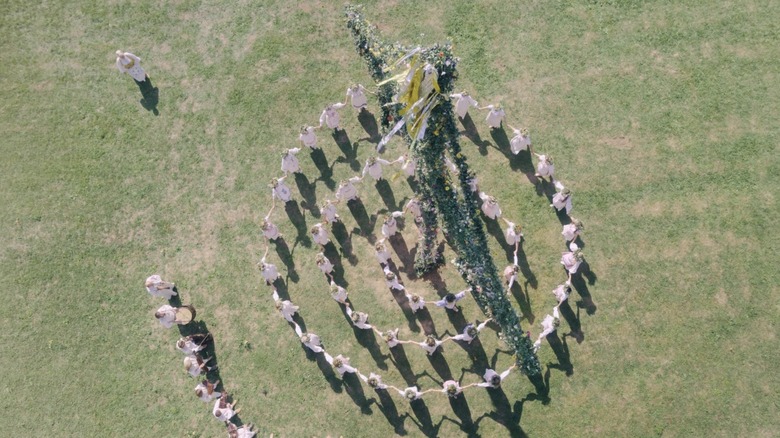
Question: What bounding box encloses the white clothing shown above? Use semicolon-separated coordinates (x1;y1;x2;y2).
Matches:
442;380;462;397
329;281;348;304
145;275;176;299
316;255;334;275
504;222;523;246
116;52;146;81
325;353;357;376
176;338;206;355
477;367;513;388
381;213;402;238
510;129;531;154
271;177;292;203
319;103;346;129
434;290;467;311
281;148;301;174
320;201;340;223
399;386;423;401
405;198;422;218
536;155;554;178
383;328;400;348
479;192;502;219
311;224;330;246
259;258;280;283
451;93;478;119
485;106;505;128
299;126;318;149
156;305;177;328
401;156;417;177
346;307;372;330
384;267;404;291
504;265;519;289
360;372;388;390
346;84;368;109
417;339;443;356
450;320;490;344
194;382;220;402
262;219;280;240
375;241;391;265
212;399;236;422
534;314;558;351
561;243;582;274
362;158;391;181
336;177;361;202
275;298;299;322
184;355;207;378
227;423;256;438
294;323;323;353
552;282;570;304
406;293;426;312
562;222;581;241
551;182;572;214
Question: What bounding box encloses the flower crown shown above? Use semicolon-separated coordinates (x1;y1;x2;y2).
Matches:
466;326;478;338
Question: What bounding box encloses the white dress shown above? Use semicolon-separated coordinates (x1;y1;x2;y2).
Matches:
329;281;348;303
442;380;462;397
212;399;236;421
406;293;426;312
384;267;404;291
326;353;357;376
281;148;301;174
116;52;146;81
504;222;523;246
311;224;330;246
295;323;324;353
320;201;340;223
534;314;558;351
176;337;205;355
319;103;346;130
536;154;555;178
271;177;293;203
551;183;573;214
363;158;391;181
484;106;505;128
299;126;318;149
451;93;478;119
561;243;582;274
273;289;299;322
346;84;368;109
156;305;177;328
405;198;422;218
346;307;372;330
259;258;280;283
262;219;280;240
194;382;220;402
336;177;361;202
401;156;417;177
509;129;531;154
383;328;400;348
184;355;205;378
450;320;490;344
399;386;423;401
434;290;467;311
418;339;443;356
561;222;581;241
316;254;334;275
360;372;388;390
145;275;176;299
375;243;391;265
552;282;570;305
479;192;502;219
477;367;513;388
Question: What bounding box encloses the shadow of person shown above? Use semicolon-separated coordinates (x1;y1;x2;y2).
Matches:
342;372;373;414
474;386;527;438
309;148;336;190
509;281;535;325
515;244;538;289
375;179;399;211
346;198;375;236
446;395;478;437
415;307;438;337
331;221;358;266
459;113;490;156
579;259;598;285
312;351;343;393
546;331;574;376
427;350;454;381
323;242;348;287
271;237;299;283
333;130;360;171
294;173;318;216
136;77;159;115
375;389;409;435
351;321;390;370
570;271;597;315
284;201;311;247
389;345;418;386
388;288;421;332
358;109;382;143
389;233;415;278
490;128;537;182
408;399;443;438
558;300;585;343
174;319;226;398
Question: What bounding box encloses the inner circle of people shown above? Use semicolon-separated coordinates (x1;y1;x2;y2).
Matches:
133;51;587;436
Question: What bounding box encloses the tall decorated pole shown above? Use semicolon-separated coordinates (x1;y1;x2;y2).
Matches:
346;6;543;383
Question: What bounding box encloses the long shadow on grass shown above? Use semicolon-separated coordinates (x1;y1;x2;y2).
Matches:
271;237;299;283
546;331;573;376
474;388;528;438
323;241;348;288
459;114;490;156
343;371;373;414
309;148;336;190
358;109;382;144
284;201;311;247
558;300;585;343
347;198;375;236
331;221;358;266
489;127;536;184
136;77;159;115
570;270;597;315
294;173;319;216
389;287;422;333
508;281;535;325
484;219;538;289
374;389;409;435
375;179;398;211
389;233;416;279
337;304;390;370
444;395;478;437
407;399;443;438
389;345;418;386
333;130;361;171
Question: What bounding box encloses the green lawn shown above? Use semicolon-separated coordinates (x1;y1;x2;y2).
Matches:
1;0;777;437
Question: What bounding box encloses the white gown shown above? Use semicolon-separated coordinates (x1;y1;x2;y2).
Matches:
479;192;502;219
509;129;531;154
406;293;426;312
451;93;478;119
194;382;220;402
363;158;391;181
336;177;360;202
156;305;177;328
272;178;292;203
311;225;330;246
561;222;581;241
346;85;368;109
536;155;554;178
259;259;280;283
504;222;523;246
262;220;280;240
320;201;339;223
116;52;146;81
484;106;505;128
329;281;348;303
281;148;301;174
434;290;467;310
299;126;318;149
319;103;346;129
145;275;176;299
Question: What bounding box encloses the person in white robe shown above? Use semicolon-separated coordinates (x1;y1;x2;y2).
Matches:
384;267;404;291
404;197;422;219
329;281;348;304
226;422;256;438
550;181;573;214
294;323;323;353
375;328;402;348
434;289;468;312
299;125;319;149
261;217;281;241
533;314;559;352
561;242;584;278
346;84;369;110
184;354;215;378
406;293;426;312
534;153;554;180
326;353;358;377
398;386;426;402
414;335;443;356
212;393;237;422
310;222;330;247
320;199;340;224
362;156;392;181
359;372;389;390
479;192;502;219
280;148;301;174
257;248;281;285
315;252;334;279
450;91;479;119
155;304;178;328
145;275;177;299
176;334;211;355
480;104;506;129
336;176;362;202
194;379;221;403
448;319;491;344
346;307;372;330
503;264;520;289
374;239;391;265
393;153;417;178
477;365;515;389
270;176;293;204
507;125;531;154
552;282;571;308
501;218;524;254
442;380;463;398
272;287;299;322
381;212;404;238
115;50;147;82
319;102;346;130
561;218;583;242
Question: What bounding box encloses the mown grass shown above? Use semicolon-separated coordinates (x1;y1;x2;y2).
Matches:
0;0;777;437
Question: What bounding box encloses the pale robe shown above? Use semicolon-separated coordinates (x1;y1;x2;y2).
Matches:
259;259;280;283
311;224;330;246
552;283;570;305
383;329;400;348
375;244;391;265
434;290;467;310
561;244;582;274
281;148;301;174
510;129;531;154
401;156;417;177
320;201;339;223
319;103;346;129
176;338;205;355
399;386;423;401
418;339;443;356
442;380;462;397
406;294;426;312
329;281;348;304
316;256;334;275
262;220;280;240
451;93;478;119
360;372;388;390
295;323;324;353
346;85;368;109
271;178;292;203
116;52;146;81
156;305;177;328
485;106;505;128
384;267;404;291
552;193;573;214
534;314;557;351
346;307;372;330
336;177;360;202
477;367;513;388
212;399;236;422
184;355;206;378
299;127;318;149
561;222;581;241
194;382;221;402
326;353;357;376
145;275;176;299
504;222;523;246
405;198;422;218
363;158;391;181
381;211;403;238
479;192;502;219
536;154;555;178
276;299;299;322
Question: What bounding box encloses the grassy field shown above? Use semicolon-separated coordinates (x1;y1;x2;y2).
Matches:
1;0;778;437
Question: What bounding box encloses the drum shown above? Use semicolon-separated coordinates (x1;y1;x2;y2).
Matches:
175;305;196;325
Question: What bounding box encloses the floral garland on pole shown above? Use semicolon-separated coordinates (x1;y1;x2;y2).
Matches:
345;5;542;380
